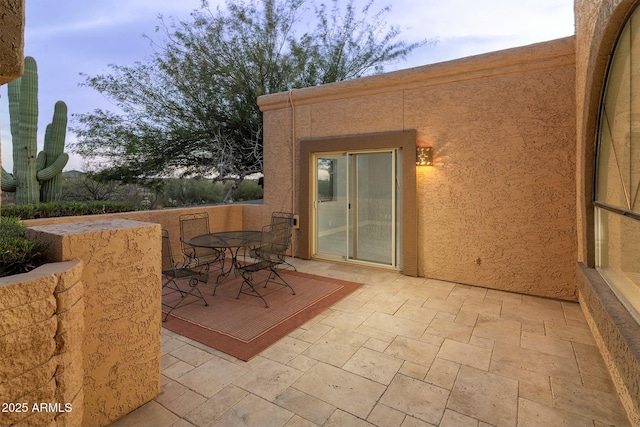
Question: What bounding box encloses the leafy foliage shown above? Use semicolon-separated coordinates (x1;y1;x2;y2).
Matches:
71;0;429;202
0;217;49;277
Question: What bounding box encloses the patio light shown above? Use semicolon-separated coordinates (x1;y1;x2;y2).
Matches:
416;146;433;166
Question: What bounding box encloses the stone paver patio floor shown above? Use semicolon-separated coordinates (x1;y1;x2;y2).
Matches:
110;258;629;427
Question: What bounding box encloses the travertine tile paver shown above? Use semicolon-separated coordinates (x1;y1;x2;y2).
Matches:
162;359;195;380
384;336;439;366
367;403;405;427
170;343;216;367
209;394;294;427
393;304;438;324
440;409;480;427
424;318;473;342
177;357;248;398
517;397;594;426
492;341;581;385
324;409;375;427
274;388;336;425
108;401;180;427
362;311;428;338
399;360;430;380
302;327;368;367
292;362;386;419
185;384;248;426
342;347;404;385
425;358;460;390
448;366;518;426
552;378;630;426
260;335;312;364
472;315;521;345
545;320;598;346
436;339;492;371
520;329;575;359
380;374;449;425
108;259;630;427
233;358;303;401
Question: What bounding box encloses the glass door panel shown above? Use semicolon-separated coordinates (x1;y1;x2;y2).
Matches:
350;152;394;265
316;155;348;259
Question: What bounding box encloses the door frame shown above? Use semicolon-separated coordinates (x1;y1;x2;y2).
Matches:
299;130;418;276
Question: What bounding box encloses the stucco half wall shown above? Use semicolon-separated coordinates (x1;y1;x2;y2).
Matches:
259;37;577;300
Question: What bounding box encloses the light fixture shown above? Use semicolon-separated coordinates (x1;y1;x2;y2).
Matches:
416;146;433;166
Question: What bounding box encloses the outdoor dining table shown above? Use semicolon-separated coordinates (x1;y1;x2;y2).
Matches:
188;230;263;283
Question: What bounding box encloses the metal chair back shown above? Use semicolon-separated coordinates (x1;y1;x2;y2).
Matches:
258;222;291;263
161;229;209;321
268;211;296;269
162;229;178;274
179;212;223;267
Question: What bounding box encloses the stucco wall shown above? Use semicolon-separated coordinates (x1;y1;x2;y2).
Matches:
0;261;84;427
0;0;25;205
26;219;162;426
0;0;24;86
259;37;577;300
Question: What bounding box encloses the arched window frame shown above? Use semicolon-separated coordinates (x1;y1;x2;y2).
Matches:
595;3;640;323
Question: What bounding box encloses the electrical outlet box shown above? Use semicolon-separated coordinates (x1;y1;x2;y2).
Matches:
293;214;300;229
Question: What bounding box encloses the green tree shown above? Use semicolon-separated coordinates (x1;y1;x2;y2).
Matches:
71;0;429;203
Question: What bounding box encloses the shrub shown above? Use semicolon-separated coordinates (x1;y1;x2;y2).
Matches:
0;216;49;277
231;179;263;201
1;201;138;220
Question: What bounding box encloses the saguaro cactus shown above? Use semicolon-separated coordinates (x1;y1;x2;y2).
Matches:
1;56;69;204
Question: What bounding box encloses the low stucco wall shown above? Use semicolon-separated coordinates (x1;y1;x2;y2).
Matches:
577;264;640;425
259;37;577;300
26;219;162;426
0;261;84;427
25;204;259;266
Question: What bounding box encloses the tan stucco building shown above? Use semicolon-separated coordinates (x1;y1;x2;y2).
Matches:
258;0;640;422
4;0;640;424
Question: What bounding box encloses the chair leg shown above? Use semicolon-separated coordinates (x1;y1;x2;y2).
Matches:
237;274;269;308
281;258;297;271
266;268;296;295
162;277;209;322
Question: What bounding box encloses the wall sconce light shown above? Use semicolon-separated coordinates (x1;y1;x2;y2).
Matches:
416;146;433;166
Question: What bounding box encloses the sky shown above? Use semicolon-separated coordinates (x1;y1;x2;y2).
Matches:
0;0;575;173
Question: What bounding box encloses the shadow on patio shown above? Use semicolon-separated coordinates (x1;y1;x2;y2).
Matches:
110;258;629;427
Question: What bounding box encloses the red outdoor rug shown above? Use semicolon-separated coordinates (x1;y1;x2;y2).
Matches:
161;269;363;361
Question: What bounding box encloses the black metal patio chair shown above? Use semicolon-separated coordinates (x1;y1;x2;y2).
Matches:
162;229;209;322
249;211;297;271
236;222;296;307
179;212;226;274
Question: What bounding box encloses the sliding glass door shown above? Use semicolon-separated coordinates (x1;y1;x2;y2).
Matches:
313;149;399;268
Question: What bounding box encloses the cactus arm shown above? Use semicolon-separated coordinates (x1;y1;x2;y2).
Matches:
40;101;69;202
36;150;47;171
1;167;16;192
37;153;68;181
44;101;67;157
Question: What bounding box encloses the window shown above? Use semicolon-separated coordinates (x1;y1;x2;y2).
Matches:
595;5;640;323
317;158;338;202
